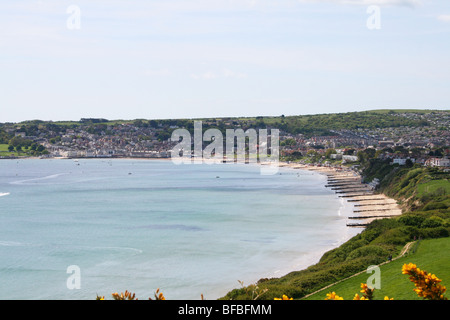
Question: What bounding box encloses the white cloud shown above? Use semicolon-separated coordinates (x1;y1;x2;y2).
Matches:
222;68;247;79
191;71;217;80
298;0;421;7
437;14;450;23
191;69;247;80
144;68;172;77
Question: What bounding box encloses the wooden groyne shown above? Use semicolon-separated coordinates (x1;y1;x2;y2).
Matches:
354;203;396;207
353;208;397;213
285;164;402;228
348;215;399;219
347;198;386;202
324;172;402;226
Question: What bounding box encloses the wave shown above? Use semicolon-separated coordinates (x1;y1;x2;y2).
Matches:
0;240;25;247
0;193;10;197
10;173;68;185
93;246;143;254
73;245;144;255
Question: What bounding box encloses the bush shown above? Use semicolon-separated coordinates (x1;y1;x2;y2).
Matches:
417;227;449;239
421;216;445;228
346;245;389;261
423;201;448;211
360;228;383;242
371;227;416;246
398;214;426;227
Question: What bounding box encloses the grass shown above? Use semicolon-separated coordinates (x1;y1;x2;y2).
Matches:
0;144;33;157
417;180;450;196
303;237;450;300
0;143;17;156
366;109;445;114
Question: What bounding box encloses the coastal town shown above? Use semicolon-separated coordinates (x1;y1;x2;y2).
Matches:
0;110;449;170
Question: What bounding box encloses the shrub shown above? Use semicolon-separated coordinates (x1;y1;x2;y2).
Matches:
346;245;389;261
423;202;448;211
371;227;414;246
421;216;444;228
417;227;449;239
398;214;425;227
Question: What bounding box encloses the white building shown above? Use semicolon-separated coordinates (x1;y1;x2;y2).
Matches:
392;158;415;166
342;155;358;162
426;157;450;167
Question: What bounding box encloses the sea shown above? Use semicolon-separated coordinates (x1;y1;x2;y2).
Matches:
0;158;360;300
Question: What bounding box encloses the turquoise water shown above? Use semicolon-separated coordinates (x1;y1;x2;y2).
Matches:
0;159;359;300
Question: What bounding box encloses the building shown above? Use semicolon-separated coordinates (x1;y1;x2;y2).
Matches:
342;155;358;162
425;157;450;167
392;158;415;166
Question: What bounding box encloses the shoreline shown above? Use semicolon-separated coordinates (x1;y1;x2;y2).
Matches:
279;163;403;227
3;156;404;300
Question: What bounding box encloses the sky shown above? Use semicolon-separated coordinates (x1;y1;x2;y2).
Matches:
0;0;449;123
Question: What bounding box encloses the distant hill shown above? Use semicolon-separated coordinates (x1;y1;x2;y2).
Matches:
1;109;448;139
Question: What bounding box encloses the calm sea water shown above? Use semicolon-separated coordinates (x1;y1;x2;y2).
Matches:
0;159;359;300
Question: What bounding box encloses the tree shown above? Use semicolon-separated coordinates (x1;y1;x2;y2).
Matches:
405;159;414;168
325;148;337;159
8;145;14;152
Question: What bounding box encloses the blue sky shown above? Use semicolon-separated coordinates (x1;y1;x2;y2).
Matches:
0;0;449;122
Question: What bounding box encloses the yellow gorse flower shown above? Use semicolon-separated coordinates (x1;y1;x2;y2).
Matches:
152;288;166;300
325;292;344;300
359;283;375;300
274;294;293;300
402;263;447;300
111;290;137;300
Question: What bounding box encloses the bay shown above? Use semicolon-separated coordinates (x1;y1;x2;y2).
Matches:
0;159;359;300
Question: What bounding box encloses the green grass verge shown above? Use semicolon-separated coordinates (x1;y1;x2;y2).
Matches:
0;143;36;157
417;180;450;197
0;143;18;156
304;237;450;300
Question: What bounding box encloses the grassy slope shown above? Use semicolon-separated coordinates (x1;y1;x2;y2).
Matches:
0;143;34;157
220;163;449;300
0;143;17;156
304;237;450;300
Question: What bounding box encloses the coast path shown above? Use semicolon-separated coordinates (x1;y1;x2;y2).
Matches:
301;241;416;300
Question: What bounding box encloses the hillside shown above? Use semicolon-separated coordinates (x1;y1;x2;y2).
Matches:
220;162;449;300
304;237;450;300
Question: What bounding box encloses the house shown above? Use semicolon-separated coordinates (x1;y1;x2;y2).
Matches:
342;155;358;162
330;154;342;160
378;140;395;148
392;158;415;166
425;157;450;167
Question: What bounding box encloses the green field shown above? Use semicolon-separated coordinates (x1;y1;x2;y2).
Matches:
0;144;16;156
417;180;450;196
0;143;32;157
304;237;450;300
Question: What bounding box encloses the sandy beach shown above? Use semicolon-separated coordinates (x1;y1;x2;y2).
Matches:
279;162;403;227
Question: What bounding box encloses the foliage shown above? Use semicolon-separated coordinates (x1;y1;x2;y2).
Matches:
96;288;166;300
322;264;447;300
402;263;447;300
220;162;449;300
274;294;293;300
